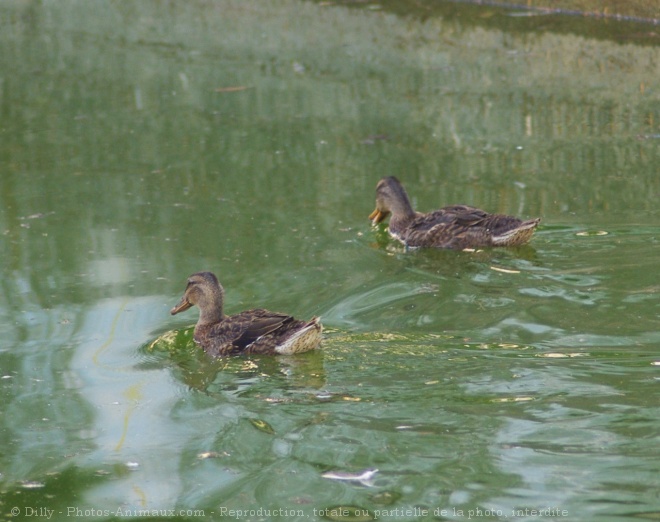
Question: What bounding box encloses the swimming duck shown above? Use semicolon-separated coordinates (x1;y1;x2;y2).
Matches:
369;176;540;250
170;272;322;356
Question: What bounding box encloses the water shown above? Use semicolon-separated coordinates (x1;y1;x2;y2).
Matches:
1;1;659;521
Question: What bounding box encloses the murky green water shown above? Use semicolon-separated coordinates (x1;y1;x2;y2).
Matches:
1;1;659;521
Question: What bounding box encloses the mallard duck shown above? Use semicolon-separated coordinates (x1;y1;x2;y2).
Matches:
369;176;540;249
170;272;322;356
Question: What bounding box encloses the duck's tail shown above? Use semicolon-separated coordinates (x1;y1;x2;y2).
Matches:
275;316;323;355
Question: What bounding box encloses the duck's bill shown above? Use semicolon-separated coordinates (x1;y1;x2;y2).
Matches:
170;297;192;315
369;208;389;225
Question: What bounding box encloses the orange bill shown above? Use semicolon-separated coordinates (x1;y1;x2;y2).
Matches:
170;297;193;315
369;208;389;225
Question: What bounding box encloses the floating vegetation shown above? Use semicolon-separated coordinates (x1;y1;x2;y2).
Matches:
369;490;401;506
491;396;534;403
540;352;588;358
21;481;45;489
249;418;275;435
490;266;521;274
321;468;378;481
145;328;195;353
576;230;609;237
197;451;229;459
322;469;378;486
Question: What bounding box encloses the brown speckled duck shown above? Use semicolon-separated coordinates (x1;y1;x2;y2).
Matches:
170;272;322;356
369;176;540;250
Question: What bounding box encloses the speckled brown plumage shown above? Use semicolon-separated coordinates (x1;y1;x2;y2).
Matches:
170;272;322;356
369;176;540;250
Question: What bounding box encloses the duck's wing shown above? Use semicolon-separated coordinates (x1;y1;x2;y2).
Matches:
433;205;490;226
404;206;537;248
233;310;293;347
205;309;293;355
400;206;482;246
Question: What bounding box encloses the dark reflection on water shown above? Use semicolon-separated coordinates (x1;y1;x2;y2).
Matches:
1;0;659;520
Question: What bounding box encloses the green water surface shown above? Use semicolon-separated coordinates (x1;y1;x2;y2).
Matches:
1;1;659;521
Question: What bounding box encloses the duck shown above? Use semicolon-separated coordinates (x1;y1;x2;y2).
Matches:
369;176;540;250
170;271;322;356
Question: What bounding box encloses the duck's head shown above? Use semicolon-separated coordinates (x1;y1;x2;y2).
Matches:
368;176;414;225
170;271;225;317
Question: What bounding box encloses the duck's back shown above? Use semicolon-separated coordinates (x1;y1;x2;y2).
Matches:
195;309;318;356
396;205;539;249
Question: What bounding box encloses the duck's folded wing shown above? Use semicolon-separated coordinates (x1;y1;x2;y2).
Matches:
424;206;527;232
228;310;293;350
407;206;487;232
439;206;490;227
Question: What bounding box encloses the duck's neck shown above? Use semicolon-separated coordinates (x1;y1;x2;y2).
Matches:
197;286;226;326
388;184;417;226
